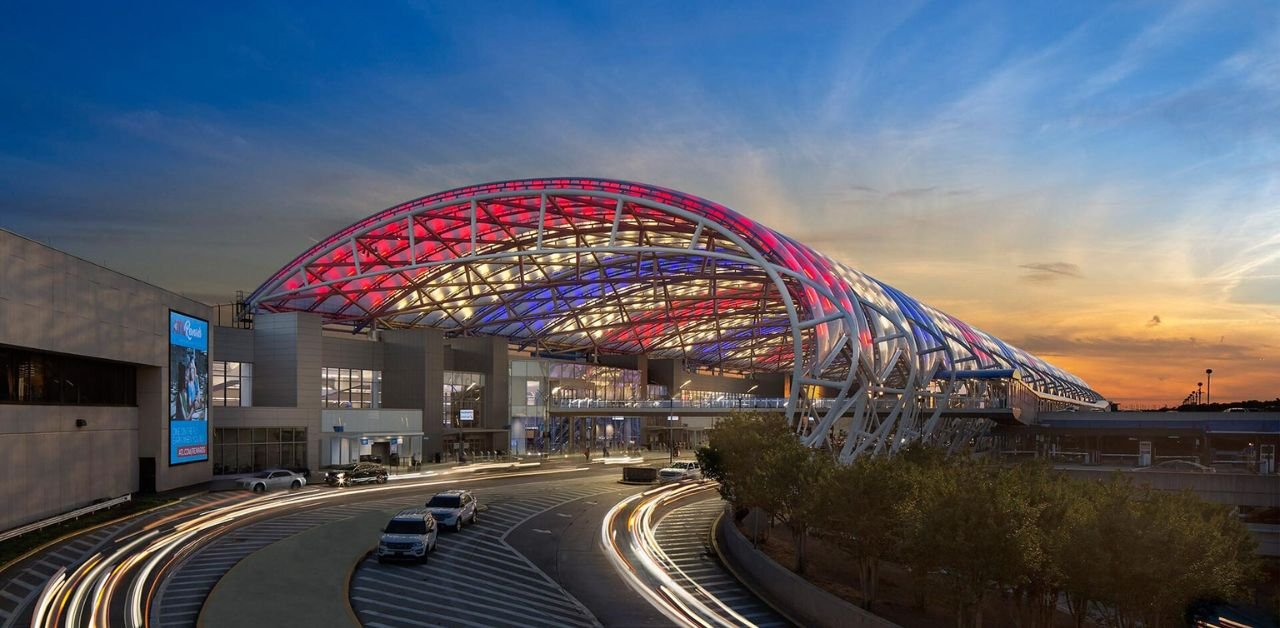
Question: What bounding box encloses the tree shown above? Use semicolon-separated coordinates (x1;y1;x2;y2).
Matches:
757;431;835;575
902;456;1044;628
703;413;793;546
817;454;911;609
1063;475;1262;628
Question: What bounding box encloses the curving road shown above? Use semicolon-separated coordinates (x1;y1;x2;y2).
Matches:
8;464;594;628
602;482;789;628
1;464;784;627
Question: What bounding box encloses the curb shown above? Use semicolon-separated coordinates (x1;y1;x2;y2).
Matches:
708;508;807;628
343;547;376;626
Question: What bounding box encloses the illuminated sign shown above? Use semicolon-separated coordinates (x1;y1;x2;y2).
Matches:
460;409;475;422
169;311;209;465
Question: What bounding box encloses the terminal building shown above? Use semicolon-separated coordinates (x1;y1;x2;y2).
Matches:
3;177;1218;534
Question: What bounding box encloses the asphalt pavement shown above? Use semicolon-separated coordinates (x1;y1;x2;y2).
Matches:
506;486;672;627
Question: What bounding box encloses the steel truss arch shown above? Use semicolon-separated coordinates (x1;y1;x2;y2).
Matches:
249;178;1106;461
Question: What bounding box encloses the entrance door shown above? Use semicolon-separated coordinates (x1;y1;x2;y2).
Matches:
372;441;391;465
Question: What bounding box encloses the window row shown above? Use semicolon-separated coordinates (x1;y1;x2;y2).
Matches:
211;427;308;475
322;368;382;408
212;427;307;445
211;443;309;475
0;345;136;406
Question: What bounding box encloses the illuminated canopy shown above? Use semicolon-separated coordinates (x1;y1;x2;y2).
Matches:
249;178;1106;460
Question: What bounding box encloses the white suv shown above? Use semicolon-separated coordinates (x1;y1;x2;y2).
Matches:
377;508;438;564
426;490;478;532
658;461;702;483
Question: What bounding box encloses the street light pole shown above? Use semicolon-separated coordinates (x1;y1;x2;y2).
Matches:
1205;369;1213;405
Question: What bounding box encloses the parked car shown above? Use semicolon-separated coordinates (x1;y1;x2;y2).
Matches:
658;461;702;483
376;508;438;564
323;462;389;486
238;469;306;493
425;489;478;532
1136;459;1216;473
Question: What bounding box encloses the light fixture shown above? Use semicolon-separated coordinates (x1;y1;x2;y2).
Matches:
680;379;692;389
746;384;759;393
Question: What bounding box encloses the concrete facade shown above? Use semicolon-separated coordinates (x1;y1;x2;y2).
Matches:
0;230;212;531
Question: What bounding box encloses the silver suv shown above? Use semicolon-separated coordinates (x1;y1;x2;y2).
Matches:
376;508;438;564
425;490;478;532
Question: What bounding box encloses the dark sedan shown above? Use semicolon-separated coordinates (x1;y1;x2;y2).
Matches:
323;462;389;487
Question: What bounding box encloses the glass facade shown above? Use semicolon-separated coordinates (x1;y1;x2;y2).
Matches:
509;359;644;413
443;371;484;427
211;427;308;475
322;368;382;408
677;389;757;403
508;359;648;454
212;361;252;407
0;345;135;406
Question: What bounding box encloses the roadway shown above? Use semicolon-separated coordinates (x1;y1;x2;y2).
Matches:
0;460;785;628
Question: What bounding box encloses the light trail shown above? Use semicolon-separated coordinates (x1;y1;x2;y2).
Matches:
27;465;594;628
601;481;760;628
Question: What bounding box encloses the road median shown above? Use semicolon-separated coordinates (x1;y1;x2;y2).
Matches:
198;508;389;628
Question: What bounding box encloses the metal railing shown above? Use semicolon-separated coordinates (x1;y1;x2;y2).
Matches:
548;398;799;410
0;494;132;544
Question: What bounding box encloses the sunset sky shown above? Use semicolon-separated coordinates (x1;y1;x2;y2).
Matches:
1;2;1276;407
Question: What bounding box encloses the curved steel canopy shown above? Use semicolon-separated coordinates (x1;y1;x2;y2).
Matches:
248;178;1107;461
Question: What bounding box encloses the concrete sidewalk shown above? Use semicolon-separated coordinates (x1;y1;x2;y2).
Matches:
198;508;392;628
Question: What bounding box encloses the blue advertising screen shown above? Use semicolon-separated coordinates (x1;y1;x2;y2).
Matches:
169;311;209;465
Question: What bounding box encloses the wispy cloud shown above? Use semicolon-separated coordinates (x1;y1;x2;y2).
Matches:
1018;262;1083;283
0;2;1277;404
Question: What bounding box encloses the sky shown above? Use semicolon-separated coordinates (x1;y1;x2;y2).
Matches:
1;1;1277;407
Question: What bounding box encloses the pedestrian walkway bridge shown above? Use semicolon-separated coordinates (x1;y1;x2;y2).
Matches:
547;398;1020;423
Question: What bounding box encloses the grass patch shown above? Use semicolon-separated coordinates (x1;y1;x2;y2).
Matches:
0;496;177;567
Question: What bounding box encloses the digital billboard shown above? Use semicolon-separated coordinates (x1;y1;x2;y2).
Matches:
169;310;209;465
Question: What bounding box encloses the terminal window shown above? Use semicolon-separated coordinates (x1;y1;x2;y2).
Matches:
211;427;308;475
0;345;136;406
443;371;484;427
211;361;252;407
321;368;382;408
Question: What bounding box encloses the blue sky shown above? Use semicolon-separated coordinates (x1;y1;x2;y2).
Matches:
1;1;1277;404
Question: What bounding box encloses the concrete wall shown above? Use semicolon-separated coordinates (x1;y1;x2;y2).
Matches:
381;328;445;457
0;229;213;527
212;326;254;363
0;405;138;532
715;509;900;628
251;312;322;408
320;333;383;370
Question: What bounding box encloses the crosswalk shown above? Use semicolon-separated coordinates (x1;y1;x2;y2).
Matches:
0;493;234;628
653;498;789;628
350;481;618;628
152;495;414;628
0;522;127;628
